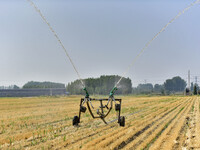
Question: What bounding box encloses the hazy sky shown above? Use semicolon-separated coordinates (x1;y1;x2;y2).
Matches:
0;0;200;87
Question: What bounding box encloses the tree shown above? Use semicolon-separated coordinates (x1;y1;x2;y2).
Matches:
23;81;65;89
13;85;20;89
164;76;186;94
185;88;190;95
194;85;197;95
67;75;132;95
137;83;153;94
154;84;164;93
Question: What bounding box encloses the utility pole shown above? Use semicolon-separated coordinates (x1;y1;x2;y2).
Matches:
188;70;190;89
195;76;198;85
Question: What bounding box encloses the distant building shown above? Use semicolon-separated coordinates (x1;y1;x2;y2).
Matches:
0;88;68;97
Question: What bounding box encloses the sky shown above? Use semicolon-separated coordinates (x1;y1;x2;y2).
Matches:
0;0;200;87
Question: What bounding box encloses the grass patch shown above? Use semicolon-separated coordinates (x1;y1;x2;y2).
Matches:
192;105;194;112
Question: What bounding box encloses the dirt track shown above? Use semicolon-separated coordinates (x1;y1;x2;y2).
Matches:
0;96;199;150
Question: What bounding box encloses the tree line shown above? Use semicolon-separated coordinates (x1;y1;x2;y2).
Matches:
67;75;132;95
23;81;65;89
133;76;186;95
67;75;190;95
2;75;198;95
0;85;19;89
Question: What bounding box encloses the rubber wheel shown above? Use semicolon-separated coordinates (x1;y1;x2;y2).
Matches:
119;116;125;127
73;116;79;126
115;104;121;111
80;106;87;113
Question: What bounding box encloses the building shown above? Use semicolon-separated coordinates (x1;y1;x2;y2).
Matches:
0;88;68;97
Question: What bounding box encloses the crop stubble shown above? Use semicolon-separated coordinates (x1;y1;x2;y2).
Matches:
0;96;199;150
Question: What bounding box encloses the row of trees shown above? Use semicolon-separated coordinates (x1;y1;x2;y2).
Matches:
133;76;187;95
132;83;163;95
67;75;189;95
0;85;19;89
67;75;132;95
191;84;200;95
1;75;194;95
23;81;65;89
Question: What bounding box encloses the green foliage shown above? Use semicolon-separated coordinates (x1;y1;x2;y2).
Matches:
137;83;153;94
67;75;132;95
154;84;164;93
23;81;65;89
132;83;164;95
164;76;186;93
13;85;20;89
193;85;197;95
63;135;66;141
0;85;19;89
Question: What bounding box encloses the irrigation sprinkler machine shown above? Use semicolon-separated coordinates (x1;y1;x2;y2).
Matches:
28;0;200;129
72;87;125;127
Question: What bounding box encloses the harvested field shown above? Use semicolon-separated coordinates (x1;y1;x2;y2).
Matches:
0;96;199;149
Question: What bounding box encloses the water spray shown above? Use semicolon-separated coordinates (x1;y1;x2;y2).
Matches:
27;0;85;88
115;0;200;88
27;0;200;127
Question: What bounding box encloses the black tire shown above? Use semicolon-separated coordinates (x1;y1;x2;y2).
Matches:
80;106;87;113
115;104;121;111
73;116;79;126
119;116;125;127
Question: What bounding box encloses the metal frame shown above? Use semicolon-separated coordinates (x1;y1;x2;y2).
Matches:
78;98;122;124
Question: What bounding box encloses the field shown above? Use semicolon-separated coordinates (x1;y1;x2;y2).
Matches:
0;95;200;150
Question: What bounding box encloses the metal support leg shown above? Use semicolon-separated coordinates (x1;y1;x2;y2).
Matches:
78;99;83;123
73;98;123;126
118;99;121;123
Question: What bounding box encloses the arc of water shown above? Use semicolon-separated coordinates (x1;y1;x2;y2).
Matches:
27;0;200;93
115;0;200;88
27;0;85;87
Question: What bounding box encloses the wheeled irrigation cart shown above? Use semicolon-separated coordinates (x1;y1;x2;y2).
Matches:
73;87;125;127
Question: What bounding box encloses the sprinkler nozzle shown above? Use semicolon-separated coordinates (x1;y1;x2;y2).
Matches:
83;87;90;98
109;87;118;98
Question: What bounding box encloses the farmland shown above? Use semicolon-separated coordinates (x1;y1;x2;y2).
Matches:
0;96;200;149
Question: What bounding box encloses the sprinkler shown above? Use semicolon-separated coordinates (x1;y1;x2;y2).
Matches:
28;0;200;128
109;87;118;98
72;86;125;127
83;87;89;98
